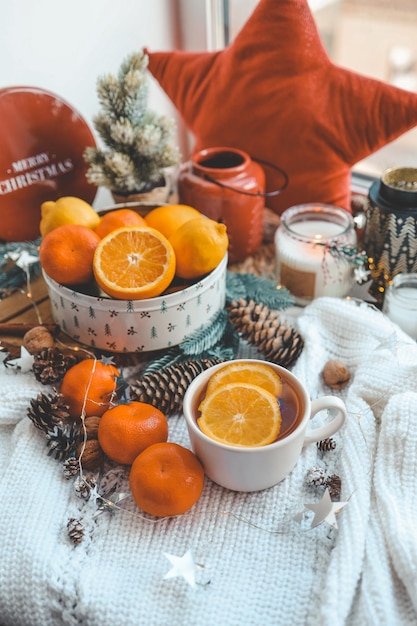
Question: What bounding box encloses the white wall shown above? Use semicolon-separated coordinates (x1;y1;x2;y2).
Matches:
1;0;182;125
1;0;193;207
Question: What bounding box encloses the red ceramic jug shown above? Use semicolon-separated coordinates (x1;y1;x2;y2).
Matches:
177;147;267;263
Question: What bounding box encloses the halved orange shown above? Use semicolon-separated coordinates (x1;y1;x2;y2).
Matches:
197;383;282;447
93;226;176;299
205;361;282;397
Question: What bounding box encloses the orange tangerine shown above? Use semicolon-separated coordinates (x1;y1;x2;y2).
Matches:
39;223;100;286
144;204;201;239
98;401;168;465
95;209;146;238
60;358;120;419
92;226;176;299
129;442;205;517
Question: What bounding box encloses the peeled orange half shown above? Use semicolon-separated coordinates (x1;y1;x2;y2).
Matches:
93;226;176;299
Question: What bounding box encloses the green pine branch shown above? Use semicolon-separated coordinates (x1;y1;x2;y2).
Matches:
226;271;294;309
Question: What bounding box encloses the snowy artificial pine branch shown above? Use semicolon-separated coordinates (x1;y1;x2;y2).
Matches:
84;50;181;195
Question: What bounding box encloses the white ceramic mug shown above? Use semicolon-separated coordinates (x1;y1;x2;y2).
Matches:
183;360;347;492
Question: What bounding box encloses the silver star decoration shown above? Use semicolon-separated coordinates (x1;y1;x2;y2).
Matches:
163;549;196;588
353;263;370;284
305;488;348;529
93;492;131;518
6;249;39;270
99;355;116;366
7;346;34;373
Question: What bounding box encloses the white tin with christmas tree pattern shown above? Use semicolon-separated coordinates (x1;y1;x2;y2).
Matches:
43;254;227;353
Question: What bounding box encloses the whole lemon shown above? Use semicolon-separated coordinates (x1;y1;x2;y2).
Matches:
169;217;228;279
40;196;100;237
144;204;201;239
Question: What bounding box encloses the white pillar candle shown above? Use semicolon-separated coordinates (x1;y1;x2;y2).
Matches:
275;204;357;304
382;273;417;340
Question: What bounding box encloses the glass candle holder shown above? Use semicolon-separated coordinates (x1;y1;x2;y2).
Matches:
382;273;417;340
275;204;357;305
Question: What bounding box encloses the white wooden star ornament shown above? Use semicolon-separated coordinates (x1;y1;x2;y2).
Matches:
7;249;40;271
304;488;348;529
163;549;197;588
6;346;35;373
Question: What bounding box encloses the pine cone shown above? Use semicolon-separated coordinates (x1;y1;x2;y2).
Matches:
63;457;80;480
28;390;81;460
130;358;223;415
74;475;96;500
32;347;78;385
46;423;80;460
317;437;337;452
67;517;85;545
306;466;326;487
28;390;73;432
326;474;342;500
227;298;304;368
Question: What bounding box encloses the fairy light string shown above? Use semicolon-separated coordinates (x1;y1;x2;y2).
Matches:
0;251;411;550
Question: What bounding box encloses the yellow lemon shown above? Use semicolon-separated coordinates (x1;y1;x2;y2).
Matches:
144;204;201;239
40;196;100;236
168;217;228;279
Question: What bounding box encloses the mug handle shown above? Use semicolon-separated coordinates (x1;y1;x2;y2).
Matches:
303;396;347;445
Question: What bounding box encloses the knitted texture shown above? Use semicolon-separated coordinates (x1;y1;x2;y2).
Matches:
0;298;417;626
0;370;46;425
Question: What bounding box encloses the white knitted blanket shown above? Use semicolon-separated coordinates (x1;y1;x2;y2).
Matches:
1;297;417;626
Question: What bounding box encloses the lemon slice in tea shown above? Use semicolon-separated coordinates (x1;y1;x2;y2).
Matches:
197;382;282;447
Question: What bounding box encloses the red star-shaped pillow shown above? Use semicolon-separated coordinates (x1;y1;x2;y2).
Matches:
146;0;417;213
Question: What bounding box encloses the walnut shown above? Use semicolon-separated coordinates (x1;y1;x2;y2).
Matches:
84;416;101;440
23;325;55;354
76;439;105;471
322;359;351;390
